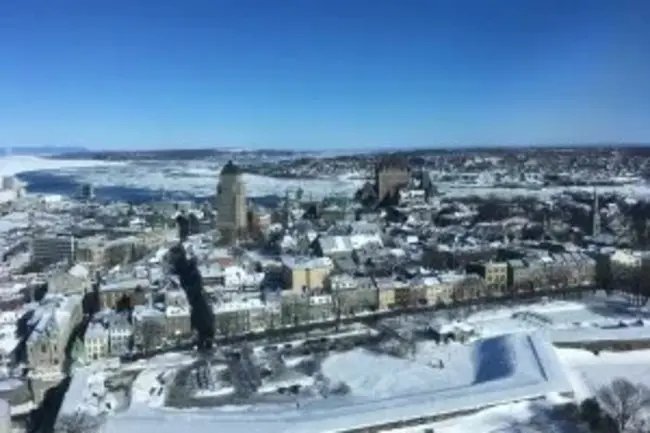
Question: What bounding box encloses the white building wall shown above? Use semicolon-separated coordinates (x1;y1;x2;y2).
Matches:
108;327;132;356
0;399;10;433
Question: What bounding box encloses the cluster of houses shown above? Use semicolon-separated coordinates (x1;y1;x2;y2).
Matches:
69;242;602;364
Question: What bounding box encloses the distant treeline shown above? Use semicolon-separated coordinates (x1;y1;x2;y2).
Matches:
1;146;88;156
52;148;305;161
46;143;650;162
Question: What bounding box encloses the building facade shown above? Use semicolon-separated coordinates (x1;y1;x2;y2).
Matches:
281;256;331;293
375;156;410;203
30;236;76;266
26;295;83;373
216;160;248;245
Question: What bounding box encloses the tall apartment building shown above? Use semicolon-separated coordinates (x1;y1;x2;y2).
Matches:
375;156;410;203
216;160;248;245
30;235;76;266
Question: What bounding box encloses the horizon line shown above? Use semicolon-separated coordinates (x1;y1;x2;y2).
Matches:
2;142;650;154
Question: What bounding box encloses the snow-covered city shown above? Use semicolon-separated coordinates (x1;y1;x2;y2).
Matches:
1;147;650;433
1;2;649;432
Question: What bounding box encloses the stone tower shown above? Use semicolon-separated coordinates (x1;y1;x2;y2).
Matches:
374;155;410;204
216;160;248;245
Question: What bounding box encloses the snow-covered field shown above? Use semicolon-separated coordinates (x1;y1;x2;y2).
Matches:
431;295;650;344
96;332;570;433
385;347;650;433
384;399;572;433
557;347;650;400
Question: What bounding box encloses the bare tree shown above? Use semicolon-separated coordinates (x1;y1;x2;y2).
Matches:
545;266;572;294
54;411;103;433
137;319;165;354
215;313;238;337
452;274;484;303
598;378;650;432
333;290;343;331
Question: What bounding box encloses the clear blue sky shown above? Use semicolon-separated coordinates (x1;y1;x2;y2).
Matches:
0;0;649;150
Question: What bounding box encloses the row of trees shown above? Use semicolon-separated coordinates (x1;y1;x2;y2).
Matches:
557;378;650;433
502;378;650;433
596;259;650;308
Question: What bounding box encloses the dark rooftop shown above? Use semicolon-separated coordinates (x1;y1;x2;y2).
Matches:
376;154;409;171
221;160;242;176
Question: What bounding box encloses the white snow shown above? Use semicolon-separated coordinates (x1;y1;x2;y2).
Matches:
386;346;650;433
100;332;572;433
556;347;650;400
438;296;650;344
130;366;174;409
61;160;364;199
59;368;101;417
0;155;120;177
384;400;566;433
437;182;650;200
10;156;650;200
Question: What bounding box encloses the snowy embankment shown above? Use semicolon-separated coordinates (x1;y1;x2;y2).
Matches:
101;332;571;433
387;347;650;433
556;347;650;401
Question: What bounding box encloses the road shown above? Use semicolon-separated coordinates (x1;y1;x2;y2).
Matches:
121;285;596;362
217;285;595;344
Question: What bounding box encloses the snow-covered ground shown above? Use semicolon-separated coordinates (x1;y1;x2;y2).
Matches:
6;155;650;200
10;154;648;200
438;182;650;200
431;295;650;344
75;304;650;433
58;352;196;425
52;160;365;199
384;399;572;433
97;332;570;433
0;155;120;177
62;163;650;199
557;347;650;401
385;347;650;433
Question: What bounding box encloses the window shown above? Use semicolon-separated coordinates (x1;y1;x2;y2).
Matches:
41;344;47;353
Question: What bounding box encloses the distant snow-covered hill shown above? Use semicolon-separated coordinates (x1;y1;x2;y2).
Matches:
1;146;88;156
